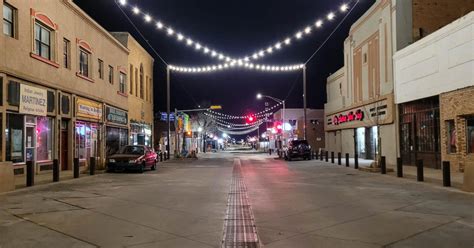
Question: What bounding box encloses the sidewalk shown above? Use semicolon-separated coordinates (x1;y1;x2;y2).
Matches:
14;170;102;190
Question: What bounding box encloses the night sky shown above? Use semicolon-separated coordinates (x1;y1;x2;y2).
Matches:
74;0;375;117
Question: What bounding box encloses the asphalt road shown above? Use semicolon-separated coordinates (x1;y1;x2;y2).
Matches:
1;151;473;248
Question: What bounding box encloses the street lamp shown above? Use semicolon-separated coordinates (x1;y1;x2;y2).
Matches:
257;93;286;155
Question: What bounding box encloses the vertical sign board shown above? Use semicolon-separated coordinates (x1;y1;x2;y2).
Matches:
19;84;47;116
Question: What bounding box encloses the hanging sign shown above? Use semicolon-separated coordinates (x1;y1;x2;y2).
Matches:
333;109;364;125
19;84;47;116
106;106;128;125
76;98;103;120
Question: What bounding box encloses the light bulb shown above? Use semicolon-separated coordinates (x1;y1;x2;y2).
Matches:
267;47;273;53
252;53;258;59
315;20;323;28
211;51;217;57
132;7;140;14
258;50;265;57
119;0;126;6
218;54;225;60
304;26;311;34
284;38;291;45
177;33;184;41
340;4;349;12
156;21;163;29
327;12;335;20
275;42;282;49
203;47;210;53
144;14;151;22
295;32;303;39
167;28;174;35
186;38;193;45
195;43;202;50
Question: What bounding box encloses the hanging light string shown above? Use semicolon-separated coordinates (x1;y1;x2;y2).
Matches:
168;63;303;73
218;123;264;135
216;120;265;130
116;0;353;63
205;113;266;127
206;102;282;120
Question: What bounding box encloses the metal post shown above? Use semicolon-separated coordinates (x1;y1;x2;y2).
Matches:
74;158;80;178
325;151;329;162
416;159;424;182
303;66;307;140
331;152;335;164
442;161;451;187
315;151;319;160
397;157;403;177
53;159;60;182
26;160;34;187
354;153;359;169
337;152;341;165
89;157;96;175
345;153;349;167
175;108;178;157
381;156;386;174
166;67;171;160
320;150;323;161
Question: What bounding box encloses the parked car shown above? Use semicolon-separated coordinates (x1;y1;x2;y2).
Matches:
284;140;311;161
107;145;157;173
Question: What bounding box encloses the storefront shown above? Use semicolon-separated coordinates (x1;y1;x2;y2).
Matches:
130;121;152;146
5;83;55;173
75;98;103;165
105;106;128;156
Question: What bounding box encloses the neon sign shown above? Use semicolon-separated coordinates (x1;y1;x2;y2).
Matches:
333;109;364;125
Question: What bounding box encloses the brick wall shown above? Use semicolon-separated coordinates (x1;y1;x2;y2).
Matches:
440;86;474;172
413;0;474;40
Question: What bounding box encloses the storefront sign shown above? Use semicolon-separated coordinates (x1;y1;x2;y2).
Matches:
76;98;102;120
333;109;364;125
19;84;47;116
106;106;128;125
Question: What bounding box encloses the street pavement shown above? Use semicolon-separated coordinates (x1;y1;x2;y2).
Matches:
0;151;473;248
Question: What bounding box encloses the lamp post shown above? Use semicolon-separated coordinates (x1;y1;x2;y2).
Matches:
166;66;171;159
257;93;286;154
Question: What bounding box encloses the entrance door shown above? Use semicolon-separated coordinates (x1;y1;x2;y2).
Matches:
25;125;36;162
400;122;413;165
61;121;69;170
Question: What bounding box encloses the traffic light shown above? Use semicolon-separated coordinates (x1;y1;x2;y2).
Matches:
274;121;283;134
246;115;256;124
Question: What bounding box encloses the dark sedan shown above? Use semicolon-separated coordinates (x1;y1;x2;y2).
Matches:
107;145;158;173
284;140;312;161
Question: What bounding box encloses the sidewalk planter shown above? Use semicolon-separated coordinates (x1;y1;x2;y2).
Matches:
0;162;15;193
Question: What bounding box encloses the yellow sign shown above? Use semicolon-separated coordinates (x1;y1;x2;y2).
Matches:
210;105;222;110
76;98;103;120
19;84;47;116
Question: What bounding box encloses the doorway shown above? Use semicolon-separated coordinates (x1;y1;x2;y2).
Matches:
61;120;69;170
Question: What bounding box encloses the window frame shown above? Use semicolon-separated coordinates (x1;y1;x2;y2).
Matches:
63;38;70;69
98;59;104;79
108;65;114;84
34;22;52;60
119;72;127;94
78;48;90;78
3;2;15;38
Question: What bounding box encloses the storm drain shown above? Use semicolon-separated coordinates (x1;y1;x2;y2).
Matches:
222;159;260;248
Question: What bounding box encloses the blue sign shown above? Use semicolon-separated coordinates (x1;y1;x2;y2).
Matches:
160;112;175;121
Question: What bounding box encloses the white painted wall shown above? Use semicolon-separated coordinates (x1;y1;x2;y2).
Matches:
394;12;474;104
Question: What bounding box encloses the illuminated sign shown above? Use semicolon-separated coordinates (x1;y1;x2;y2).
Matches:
333;109;364;125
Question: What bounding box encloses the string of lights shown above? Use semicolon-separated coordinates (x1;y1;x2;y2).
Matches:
205;113;263;127
217;123;263;135
206;102;282;120
116;0;353;63
215;120;265;130
168;63;304;73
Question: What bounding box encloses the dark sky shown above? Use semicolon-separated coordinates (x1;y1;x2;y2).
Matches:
74;0;375;117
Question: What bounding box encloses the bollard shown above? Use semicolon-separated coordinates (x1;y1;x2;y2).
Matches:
26;160;34;187
416;159;424;182
89;157;96;175
320;151;323;161
160;152;163;162
315;151;319;160
397;157;403;177
53;159;60;182
338;152;342;165
325;151;329;162
442;161;451;187
354;153;359;169
345;153;349;167
381;156;386;174
74;158;80;178
331;152;335;164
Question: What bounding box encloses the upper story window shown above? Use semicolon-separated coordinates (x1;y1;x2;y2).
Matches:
98;59;104;79
129;64;133;95
119;72;126;94
78;48;90;77
108;65;114;84
63;38;70;69
139;64;144;99
34;22;51;60
3;3;15;37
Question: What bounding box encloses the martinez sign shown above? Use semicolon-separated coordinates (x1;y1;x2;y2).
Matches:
333;109;364;125
19;84;47;116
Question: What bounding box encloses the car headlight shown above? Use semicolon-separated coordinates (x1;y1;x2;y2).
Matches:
129;159;137;164
109;159;116;163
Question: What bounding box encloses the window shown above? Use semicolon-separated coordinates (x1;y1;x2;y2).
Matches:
3;3;15;37
119;72;126;94
135;67;138;97
79;49;90;77
446;120;456;154
129;64;133;95
98;59;104;79
467;118;474;154
36;117;53;161
108;65;114;84
63;39;70;68
6;114;24;163
34;22;51;60
139;64;144;99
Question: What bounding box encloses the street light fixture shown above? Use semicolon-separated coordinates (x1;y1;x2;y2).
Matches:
256;93;286;155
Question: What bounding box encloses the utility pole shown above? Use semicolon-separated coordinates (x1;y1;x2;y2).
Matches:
166;67;171;159
303;66;307;140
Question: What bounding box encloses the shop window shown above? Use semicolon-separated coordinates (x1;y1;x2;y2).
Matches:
34;22;52;60
119;72;126;94
36;117;53;161
61;95;70;115
47;91;55;112
75;122;99;160
63;38;70;69
7;80;19;106
98;59;104;79
467;117;474;154
6;114;24;163
3;3;15;38
108;65;114;84
106;127;128;156
446;120;456;154
79;48;90;77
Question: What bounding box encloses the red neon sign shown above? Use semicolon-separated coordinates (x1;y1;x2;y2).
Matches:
333;109;364;125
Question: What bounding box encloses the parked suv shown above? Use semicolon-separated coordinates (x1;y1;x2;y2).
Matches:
284;140;311;161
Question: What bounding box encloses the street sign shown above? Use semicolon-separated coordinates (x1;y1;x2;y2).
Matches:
210;105;222;110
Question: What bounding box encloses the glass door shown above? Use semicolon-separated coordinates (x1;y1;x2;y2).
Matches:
25;125;36;162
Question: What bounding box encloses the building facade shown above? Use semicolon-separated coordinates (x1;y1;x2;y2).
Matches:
0;0;154;183
394;12;474;189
